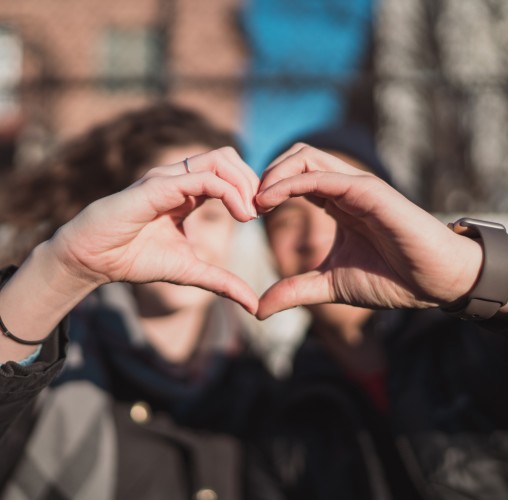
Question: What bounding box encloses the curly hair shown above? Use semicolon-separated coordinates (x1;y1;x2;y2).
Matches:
0;103;238;265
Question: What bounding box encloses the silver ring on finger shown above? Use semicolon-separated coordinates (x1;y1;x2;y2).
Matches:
183;157;191;174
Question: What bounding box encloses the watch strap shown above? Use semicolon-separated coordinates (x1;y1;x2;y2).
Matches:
442;218;508;320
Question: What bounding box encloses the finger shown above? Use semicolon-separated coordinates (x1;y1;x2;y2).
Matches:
142;172;256;223
181;148;259;216
220;146;260;198
256;171;384;216
256;271;332;320
166;196;200;226
183;259;259;315
146;148;259;217
260;142;308;182
143;162;188;177
259;146;373;197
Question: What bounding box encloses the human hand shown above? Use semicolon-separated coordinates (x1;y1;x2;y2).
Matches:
49;147;260;314
255;145;483;319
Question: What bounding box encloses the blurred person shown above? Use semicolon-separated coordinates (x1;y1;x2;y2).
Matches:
247;126;508;500
228;217;309;377
0;115;23;173
0;103;247;266
3;119;508;500
0;104;274;500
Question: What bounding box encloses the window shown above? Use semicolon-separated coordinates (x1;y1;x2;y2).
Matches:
0;25;22;117
99;27;162;91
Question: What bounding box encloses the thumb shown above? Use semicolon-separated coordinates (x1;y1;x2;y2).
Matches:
256;271;333;320
182;259;259;315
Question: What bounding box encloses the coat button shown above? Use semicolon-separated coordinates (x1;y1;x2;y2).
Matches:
130;401;152;424
194;488;218;500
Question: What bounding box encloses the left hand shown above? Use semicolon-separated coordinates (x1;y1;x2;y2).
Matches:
255;145;483;319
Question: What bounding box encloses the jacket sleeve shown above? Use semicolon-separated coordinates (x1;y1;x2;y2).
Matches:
0;266;68;441
472;316;508;335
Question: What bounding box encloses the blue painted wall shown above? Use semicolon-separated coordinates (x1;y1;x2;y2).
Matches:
241;0;376;174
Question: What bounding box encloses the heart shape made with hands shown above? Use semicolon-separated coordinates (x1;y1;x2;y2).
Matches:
171;145;355;319
123;146;348;320
90;145;461;323
192;144;465;319
172;148;348;319
192;172;402;320
189;193;335;321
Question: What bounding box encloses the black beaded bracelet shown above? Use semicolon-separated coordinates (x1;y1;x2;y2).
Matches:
0;314;54;346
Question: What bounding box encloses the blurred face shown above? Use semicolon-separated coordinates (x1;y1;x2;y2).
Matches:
136;144;237;312
264;197;336;278
264;149;370;277
264;151;374;329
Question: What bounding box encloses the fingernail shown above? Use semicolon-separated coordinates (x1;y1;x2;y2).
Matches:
244;202;257;218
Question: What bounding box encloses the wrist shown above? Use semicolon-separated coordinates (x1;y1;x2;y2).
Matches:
0;240;97;361
49;226;110;288
34;239;102;298
439;233;483;306
440;218;508;320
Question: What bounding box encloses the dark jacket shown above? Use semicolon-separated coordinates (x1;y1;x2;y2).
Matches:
246;309;508;500
0;271;273;500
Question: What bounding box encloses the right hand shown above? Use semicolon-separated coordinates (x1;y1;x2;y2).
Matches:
49;147;260;313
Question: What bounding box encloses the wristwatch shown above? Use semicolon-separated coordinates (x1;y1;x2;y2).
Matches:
441;217;508;320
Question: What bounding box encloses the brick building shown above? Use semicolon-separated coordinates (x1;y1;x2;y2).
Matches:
0;0;245;168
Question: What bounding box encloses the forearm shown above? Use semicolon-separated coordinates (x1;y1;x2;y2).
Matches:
0;240;97;363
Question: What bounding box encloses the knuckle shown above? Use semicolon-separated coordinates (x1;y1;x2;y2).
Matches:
141;164;177;179
140;168;157;180
362;173;383;189
308;170;327;182
142;175;159;188
295;143;312;153
221;145;236;155
200;171;220;191
202;171;215;181
143;175;169;193
216;145;236;159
